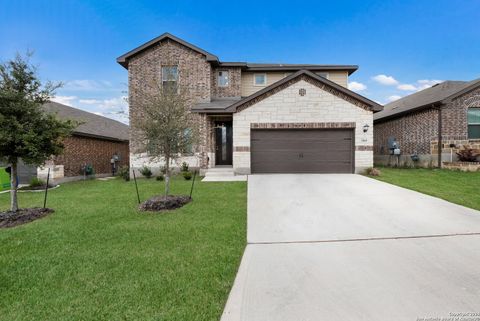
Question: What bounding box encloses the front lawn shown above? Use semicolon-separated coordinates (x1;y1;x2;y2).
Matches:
371;167;480;211
0;177;247;321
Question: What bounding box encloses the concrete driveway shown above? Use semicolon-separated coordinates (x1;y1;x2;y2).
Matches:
221;174;480;321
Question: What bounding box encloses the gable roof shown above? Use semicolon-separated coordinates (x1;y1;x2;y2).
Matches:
117;33;219;68
374;78;480;122
43;101;129;142
192;70;382;113
117;33;359;75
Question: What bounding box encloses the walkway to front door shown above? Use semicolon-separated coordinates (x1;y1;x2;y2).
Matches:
221;174;480;321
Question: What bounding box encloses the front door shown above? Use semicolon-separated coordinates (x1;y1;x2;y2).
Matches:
215;121;233;165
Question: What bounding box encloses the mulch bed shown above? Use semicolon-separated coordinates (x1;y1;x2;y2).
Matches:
139;195;192;212
0;208;54;228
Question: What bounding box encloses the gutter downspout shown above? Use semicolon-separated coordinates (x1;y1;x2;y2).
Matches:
437;104;442;168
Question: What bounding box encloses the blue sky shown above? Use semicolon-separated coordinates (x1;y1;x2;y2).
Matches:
1;0;479;123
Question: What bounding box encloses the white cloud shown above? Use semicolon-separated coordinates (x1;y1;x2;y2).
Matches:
396;79;443;92
77;96;129;124
397;84;417;91
348;81;367;91
372;74;399;86
51;95;77;106
79;99;102;104
416;79;443;91
386;95;402;102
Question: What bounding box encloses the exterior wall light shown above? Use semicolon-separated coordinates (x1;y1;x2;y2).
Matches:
363;124;370;133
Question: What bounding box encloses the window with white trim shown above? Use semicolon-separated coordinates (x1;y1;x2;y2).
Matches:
254;73;267;86
218;70;229;87
468;107;480;139
161;66;178;91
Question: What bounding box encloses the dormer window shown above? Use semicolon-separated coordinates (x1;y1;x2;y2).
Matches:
254;73;267;86
161;66;178;91
218;70;229;87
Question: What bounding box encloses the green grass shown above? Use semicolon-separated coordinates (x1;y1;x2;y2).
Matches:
0;177;247;321
370;167;480;211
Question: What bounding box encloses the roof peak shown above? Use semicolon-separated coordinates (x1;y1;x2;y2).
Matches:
117;32;219;68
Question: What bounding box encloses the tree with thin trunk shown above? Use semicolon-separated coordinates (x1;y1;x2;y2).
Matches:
136;83;199;198
0;53;76;212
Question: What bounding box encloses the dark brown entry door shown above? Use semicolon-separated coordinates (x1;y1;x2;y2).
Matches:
251;129;354;173
215;121;233;165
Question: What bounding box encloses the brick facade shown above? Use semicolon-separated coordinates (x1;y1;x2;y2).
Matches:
128;38;213;169
125;36;375;174
374;108;439;155
53;135;129;176
374;86;480;166
211;67;242;98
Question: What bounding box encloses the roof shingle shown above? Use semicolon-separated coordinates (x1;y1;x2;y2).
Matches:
43;101;129;142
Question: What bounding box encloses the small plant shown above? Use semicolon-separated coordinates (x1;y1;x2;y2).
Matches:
183;171;193;180
117;165;130;181
29;177;46;187
139;166;153;178
365;167;381;176
456;145;480;162
156;175;164;181
81;164;95;177
181;162;189;172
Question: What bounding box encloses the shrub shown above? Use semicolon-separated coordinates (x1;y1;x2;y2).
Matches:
81;164;95;176
159;166;167;175
181;162;189;172
139;166;153;178
365;167;381;176
456;145;480;162
183;171;193;180
29;177;45;187
117;165;130;181
156;175;164;181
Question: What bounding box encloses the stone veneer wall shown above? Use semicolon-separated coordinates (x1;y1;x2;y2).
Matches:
232;79;373;174
127;38;213;172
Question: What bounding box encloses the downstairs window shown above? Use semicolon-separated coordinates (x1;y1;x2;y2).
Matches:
468;108;480;139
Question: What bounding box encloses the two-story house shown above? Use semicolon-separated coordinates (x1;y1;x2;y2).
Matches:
117;33;382;176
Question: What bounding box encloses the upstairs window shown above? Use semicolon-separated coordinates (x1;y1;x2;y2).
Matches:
161;66;178;91
218;70;229;87
468;107;480;139
254;73;267;86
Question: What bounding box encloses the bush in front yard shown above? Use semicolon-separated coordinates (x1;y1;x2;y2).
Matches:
182;171;193;180
139;166;153;178
365;167;381;176
117;165;130;181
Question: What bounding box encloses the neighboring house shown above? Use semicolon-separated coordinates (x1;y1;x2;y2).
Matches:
374;78;480;167
118;33;382;175
15;101;130;184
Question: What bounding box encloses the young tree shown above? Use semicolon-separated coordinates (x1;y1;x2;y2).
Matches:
136;83;199;197
0;53;76;212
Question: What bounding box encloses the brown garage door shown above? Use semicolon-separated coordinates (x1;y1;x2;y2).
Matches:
251;129;354;173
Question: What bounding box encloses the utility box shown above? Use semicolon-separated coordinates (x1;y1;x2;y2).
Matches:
0;167;11;191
